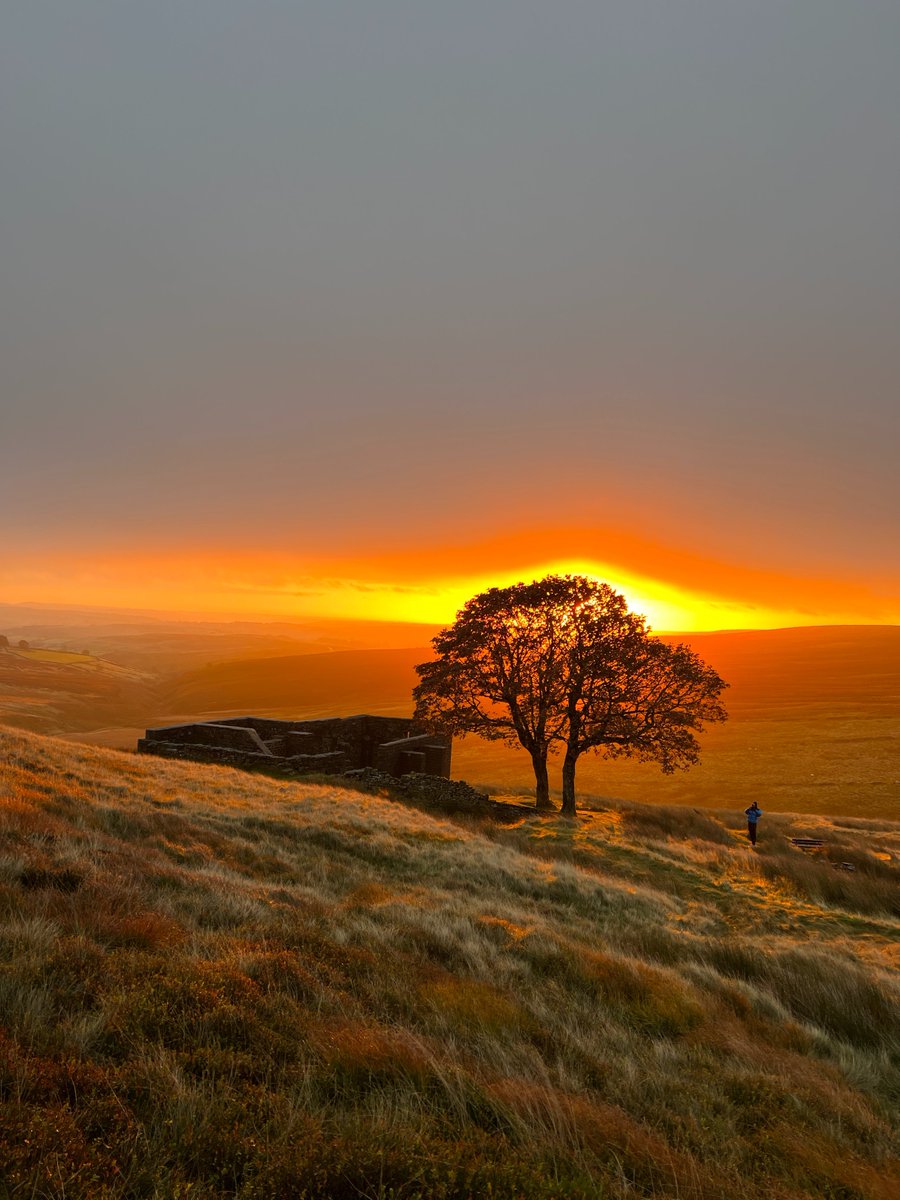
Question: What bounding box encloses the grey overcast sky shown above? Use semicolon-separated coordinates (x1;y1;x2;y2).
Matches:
2;2;899;620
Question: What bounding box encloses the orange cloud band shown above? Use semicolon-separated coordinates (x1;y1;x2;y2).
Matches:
3;525;898;630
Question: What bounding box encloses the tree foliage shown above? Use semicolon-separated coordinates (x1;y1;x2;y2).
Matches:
414;575;728;814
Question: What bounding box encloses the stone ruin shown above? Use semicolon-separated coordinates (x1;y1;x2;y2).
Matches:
137;714;452;779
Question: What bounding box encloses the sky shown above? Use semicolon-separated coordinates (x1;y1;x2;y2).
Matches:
2;2;899;631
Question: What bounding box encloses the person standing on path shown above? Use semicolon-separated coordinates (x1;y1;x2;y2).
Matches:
745;802;762;846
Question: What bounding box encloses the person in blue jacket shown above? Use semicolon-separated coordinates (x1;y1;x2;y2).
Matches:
745;802;762;846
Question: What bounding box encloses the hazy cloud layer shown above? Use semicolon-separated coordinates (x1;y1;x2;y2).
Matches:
2;3;898;604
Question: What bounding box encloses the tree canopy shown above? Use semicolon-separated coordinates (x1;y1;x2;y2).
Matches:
413;575;728;815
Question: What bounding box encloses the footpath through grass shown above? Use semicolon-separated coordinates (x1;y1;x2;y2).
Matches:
0;726;898;1199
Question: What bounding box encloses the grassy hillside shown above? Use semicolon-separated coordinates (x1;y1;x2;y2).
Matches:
0;646;158;736
1;727;898;1198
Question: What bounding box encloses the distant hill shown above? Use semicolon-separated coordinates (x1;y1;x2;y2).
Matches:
667;625;900;718
158;624;900;720
160;646;425;716
0;644;158;734
0;725;897;1199
0;604;443;669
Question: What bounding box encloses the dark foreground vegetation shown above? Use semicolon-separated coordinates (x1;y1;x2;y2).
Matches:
0;726;898;1198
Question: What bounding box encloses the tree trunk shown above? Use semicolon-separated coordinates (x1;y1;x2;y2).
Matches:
531;752;553;810
560;747;579;817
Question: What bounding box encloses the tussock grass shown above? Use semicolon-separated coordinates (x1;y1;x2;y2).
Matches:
0;725;898;1198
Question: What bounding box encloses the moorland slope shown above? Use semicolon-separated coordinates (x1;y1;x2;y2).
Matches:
0;726;898;1199
0;645;159;735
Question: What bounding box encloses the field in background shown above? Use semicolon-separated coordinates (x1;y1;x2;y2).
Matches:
2;617;898;819
458;627;900;818
0;725;897;1199
454;711;900;819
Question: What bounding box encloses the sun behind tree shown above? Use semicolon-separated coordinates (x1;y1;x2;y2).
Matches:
413;574;728;815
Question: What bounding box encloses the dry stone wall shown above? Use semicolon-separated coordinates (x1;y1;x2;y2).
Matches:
341;768;531;820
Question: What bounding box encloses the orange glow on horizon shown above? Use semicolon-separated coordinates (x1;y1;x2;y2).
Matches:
4;526;899;631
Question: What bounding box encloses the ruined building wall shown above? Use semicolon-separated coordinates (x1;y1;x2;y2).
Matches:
137;714;451;780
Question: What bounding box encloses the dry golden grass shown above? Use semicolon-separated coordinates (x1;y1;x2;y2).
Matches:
0;724;898;1198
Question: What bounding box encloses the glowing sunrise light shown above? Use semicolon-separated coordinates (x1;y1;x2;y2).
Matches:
361;558;781;633
263;559;821;633
5;534;899;632
253;561;706;629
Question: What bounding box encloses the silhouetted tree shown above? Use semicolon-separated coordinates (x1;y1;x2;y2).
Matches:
414;575;728;815
414;577;573;809
0;634;8;648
